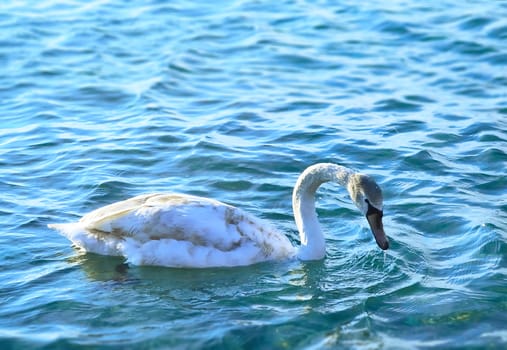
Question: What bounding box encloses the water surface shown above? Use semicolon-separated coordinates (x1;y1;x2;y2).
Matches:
1;0;506;349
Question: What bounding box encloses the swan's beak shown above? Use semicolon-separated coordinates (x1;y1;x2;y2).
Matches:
366;204;389;250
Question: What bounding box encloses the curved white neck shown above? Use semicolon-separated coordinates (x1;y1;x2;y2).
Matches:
292;163;352;260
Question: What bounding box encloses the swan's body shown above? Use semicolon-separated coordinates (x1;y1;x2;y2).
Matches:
48;163;388;267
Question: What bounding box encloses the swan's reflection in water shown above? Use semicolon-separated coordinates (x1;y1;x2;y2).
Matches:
67;253;129;282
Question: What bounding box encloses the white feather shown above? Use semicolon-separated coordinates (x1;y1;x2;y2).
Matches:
49;193;296;267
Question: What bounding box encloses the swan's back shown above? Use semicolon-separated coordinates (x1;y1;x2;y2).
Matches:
49;193;295;267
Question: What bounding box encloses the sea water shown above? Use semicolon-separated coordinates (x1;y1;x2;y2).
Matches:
1;0;506;348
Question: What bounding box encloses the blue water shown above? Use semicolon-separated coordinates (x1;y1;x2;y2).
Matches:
1;0;506;348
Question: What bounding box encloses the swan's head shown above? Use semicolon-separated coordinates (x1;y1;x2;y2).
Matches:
347;173;389;250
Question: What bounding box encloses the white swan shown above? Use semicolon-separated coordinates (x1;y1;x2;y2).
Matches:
48;163;388;268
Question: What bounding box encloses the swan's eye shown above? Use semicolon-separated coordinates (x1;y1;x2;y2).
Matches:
365;199;370;204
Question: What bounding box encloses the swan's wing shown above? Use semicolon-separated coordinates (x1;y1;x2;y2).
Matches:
49;193;296;266
49;193;221;253
83;193;289;249
79;193;220;238
79;193;157;228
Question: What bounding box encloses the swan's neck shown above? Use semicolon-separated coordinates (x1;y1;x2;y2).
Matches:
292;163;352;260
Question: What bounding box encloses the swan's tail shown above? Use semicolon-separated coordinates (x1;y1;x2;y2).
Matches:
48;223;123;256
47;223;64;230
47;223;77;237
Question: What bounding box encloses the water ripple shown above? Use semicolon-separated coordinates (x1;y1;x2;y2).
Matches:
1;0;506;348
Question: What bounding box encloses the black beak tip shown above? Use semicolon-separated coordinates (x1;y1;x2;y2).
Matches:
379;239;389;250
365;204;389;251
